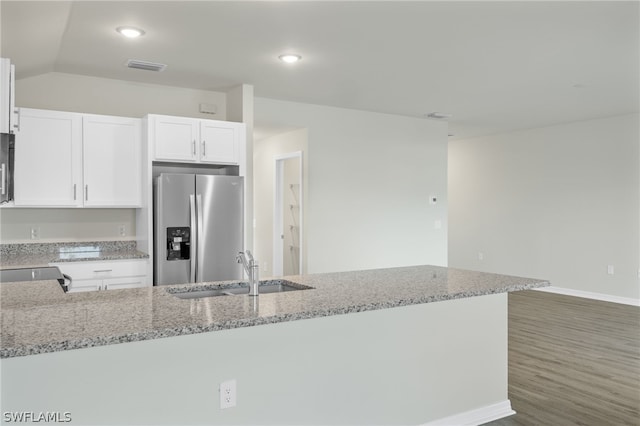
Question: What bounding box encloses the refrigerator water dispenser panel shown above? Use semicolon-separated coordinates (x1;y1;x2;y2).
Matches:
167;227;190;260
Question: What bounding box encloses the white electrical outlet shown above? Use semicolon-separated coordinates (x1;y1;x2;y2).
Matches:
434;220;442;229
118;224;126;237
607;265;615;275
219;379;237;409
478;252;484;261
30;226;40;240
262;261;269;273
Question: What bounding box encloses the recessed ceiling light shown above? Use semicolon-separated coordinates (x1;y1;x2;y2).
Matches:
278;54;302;64
116;26;145;38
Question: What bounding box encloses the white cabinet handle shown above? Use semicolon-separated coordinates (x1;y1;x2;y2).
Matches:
94;269;113;273
13;109;19;131
192;140;196;156
73;184;77;200
202;141;206;157
85;185;88;201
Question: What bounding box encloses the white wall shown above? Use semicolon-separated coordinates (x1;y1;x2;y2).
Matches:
0;72;229;244
225;84;254;253
15;72;227;120
255;98;448;274
254;128;308;275
449;114;640;301
0;209;135;243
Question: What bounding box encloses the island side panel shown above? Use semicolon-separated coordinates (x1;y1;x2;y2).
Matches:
0;293;508;425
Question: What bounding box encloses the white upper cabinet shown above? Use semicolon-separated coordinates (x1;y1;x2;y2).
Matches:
83;115;141;207
150;115;243;165
200;121;238;164
0;58;17;134
12;108;142;208
153;116;199;162
14;108;82;206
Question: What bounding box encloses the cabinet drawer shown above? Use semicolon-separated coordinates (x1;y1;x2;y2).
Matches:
104;276;148;290
67;279;101;293
51;260;147;281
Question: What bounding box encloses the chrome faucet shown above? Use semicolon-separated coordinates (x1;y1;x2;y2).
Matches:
236;250;259;296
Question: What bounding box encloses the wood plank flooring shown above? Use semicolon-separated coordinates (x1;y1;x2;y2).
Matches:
484;290;640;426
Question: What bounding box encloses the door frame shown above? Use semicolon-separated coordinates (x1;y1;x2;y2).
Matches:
273;151;303;276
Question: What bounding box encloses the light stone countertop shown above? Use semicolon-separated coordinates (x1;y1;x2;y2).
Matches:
0;265;549;358
0;241;148;269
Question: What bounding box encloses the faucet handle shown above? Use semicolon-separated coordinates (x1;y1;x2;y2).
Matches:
245;250;254;263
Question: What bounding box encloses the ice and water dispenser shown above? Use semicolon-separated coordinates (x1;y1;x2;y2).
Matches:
166;227;190;260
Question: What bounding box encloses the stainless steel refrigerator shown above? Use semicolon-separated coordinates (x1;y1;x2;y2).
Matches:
154;173;243;285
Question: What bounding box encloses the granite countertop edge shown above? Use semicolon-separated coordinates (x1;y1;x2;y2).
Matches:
0;277;549;359
0;245;149;269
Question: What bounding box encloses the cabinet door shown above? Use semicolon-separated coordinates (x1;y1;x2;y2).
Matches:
153;116;198;162
103;276;148;290
83;115;141;207
0;59;15;134
14;108;82;206
200;121;239;164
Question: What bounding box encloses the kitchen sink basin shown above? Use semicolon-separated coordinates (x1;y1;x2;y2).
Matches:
168;280;311;299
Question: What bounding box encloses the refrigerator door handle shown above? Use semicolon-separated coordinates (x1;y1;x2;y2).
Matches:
196;193;204;282
189;194;197;283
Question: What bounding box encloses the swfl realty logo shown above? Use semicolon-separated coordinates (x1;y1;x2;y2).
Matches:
3;412;72;423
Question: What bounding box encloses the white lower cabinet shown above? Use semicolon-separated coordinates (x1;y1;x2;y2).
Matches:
51;259;149;293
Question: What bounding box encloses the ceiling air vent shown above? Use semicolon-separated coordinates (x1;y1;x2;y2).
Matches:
126;59;167;72
426;112;453;120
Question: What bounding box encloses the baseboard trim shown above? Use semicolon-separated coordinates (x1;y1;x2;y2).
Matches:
421;400;515;426
533;286;640;307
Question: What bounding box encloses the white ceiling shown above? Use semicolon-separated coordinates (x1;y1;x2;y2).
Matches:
1;1;638;140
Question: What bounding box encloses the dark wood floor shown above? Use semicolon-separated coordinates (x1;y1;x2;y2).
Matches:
484;290;640;426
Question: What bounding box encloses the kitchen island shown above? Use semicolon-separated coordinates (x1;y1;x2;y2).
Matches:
1;266;548;425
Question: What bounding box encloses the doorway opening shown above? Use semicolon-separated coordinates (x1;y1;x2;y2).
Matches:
273;151;303;276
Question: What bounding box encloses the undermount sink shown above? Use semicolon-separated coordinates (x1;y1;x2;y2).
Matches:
168;280;311;300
